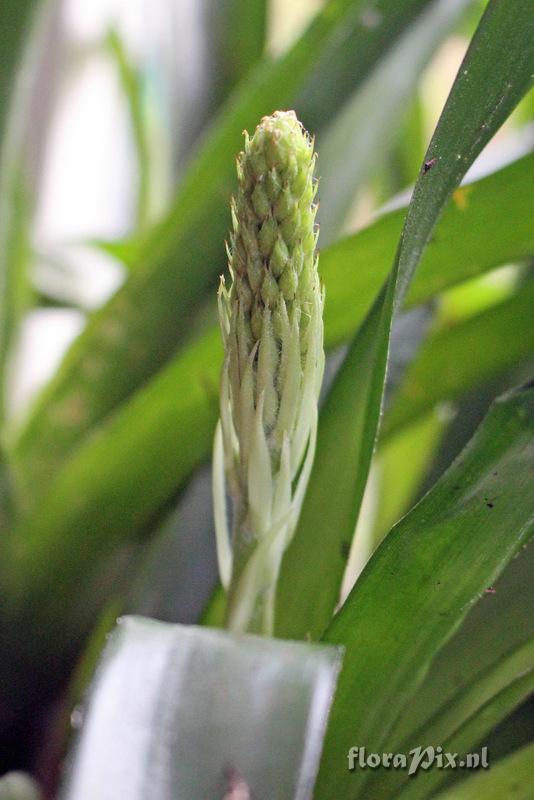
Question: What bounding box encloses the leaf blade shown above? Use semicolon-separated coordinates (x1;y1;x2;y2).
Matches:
315;384;534;799
383;280;534;440
9;0;440;501
374;638;534;798
316;0;470;243
322;150;534;349
432;742;534;800
274;0;534;641
62;617;341;800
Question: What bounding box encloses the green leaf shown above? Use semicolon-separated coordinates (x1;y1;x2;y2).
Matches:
371;411;445;544
275;293;391;641
322;149;534;349
274;0;534;642
373;638;534;798
400;676;534;799
296;0;430;132
7;171;533;650
317;0;470;243
392;93;427;190
9;0;440;503
343;410;446;589
2;330;222;650
432;742;534;800
314;383;534;799
0;0;40;148
10;142;534;505
391;534;534;744
61;616;341;800
105;29;151;231
383;280;534;440
210;0;268;103
484;698;534;765
0;163;33;424
0;334;219;729
0;0;44;423
6;168;532;660
200;584;227;629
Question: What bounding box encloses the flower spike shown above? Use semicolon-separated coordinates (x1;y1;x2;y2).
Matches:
213;110;324;634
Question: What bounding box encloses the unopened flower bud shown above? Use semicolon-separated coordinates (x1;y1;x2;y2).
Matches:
213;110;324;634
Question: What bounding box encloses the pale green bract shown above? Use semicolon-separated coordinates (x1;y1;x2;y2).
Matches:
213;110;324;634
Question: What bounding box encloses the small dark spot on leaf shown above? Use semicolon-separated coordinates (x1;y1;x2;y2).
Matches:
340;541;351;560
486;502;494;509
423;157;437;173
518;376;534;391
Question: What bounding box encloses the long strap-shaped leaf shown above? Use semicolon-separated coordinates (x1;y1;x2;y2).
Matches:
314;382;534;799
0;0;39;148
3;158;533;671
274;0;534;641
0;0;44;424
10;0;434;500
316;0;471;244
432;742;534;800
382;280;534;440
210;0;268;104
8;143;534;510
389;537;534;749
322;149;534;349
5;167;533;665
398;673;534;799
372;637;534;798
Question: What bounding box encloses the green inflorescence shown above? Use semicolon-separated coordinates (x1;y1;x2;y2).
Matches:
213;110;324;634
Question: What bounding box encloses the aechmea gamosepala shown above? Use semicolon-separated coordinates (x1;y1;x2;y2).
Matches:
213;110;324;634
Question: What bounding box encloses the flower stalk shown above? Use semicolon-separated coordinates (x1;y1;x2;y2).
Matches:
213;110;324;634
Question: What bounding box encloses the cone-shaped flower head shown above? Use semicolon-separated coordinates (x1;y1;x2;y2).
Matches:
213;110;324;633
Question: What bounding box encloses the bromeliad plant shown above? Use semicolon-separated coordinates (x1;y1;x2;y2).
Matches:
0;1;534;799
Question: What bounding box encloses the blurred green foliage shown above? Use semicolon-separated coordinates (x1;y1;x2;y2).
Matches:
0;0;533;797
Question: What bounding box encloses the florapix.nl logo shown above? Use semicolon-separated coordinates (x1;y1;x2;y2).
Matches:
347;746;489;776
